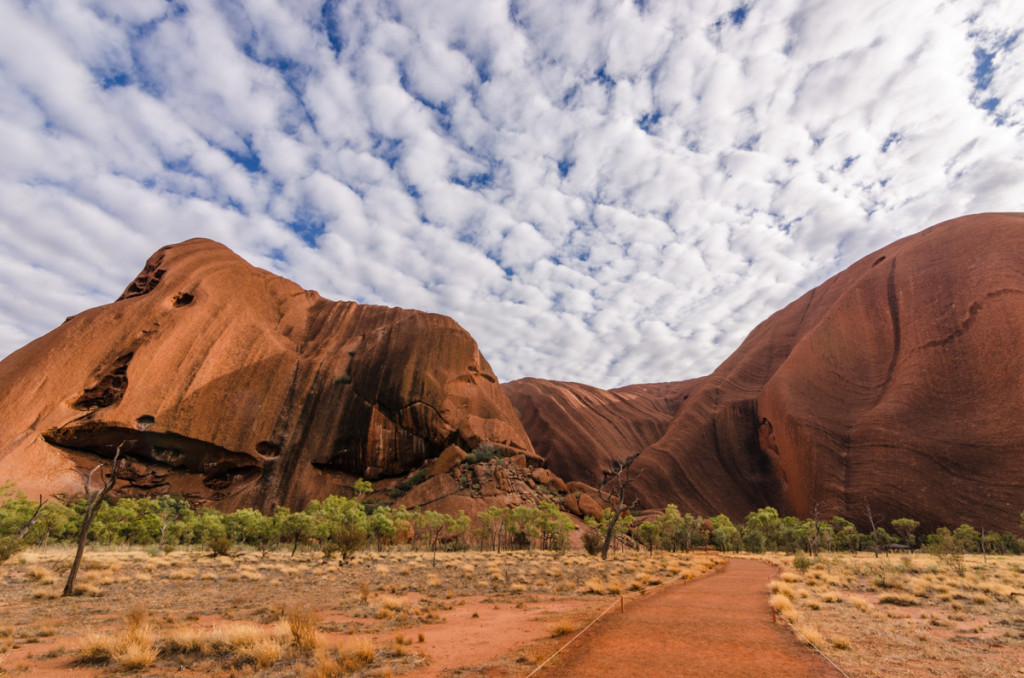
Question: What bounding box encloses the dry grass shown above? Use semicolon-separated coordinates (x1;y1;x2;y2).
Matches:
4;545;722;676
284;603;320;653
77;604;157;670
767;552;1024;677
548;619;576;637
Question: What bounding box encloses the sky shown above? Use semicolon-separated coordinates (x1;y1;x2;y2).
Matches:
1;0;1023;389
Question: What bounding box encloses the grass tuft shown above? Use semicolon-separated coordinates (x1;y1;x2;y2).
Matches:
284;603;320;653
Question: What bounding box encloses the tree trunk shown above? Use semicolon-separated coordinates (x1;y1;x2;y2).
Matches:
63;448;121;597
63;499;97;596
600;506;623;560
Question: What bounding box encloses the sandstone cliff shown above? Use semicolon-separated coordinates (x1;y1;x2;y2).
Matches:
0;239;536;511
628;213;1024;532
502;378;700;483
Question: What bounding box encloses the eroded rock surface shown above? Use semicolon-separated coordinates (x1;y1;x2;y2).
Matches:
630;213;1024;531
0;239;535;511
502;378;699;483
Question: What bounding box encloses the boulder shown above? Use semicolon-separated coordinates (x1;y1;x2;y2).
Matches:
576;493;605;521
427;445;467;479
396;474;460;509
562;492;581;517
531;467;568;493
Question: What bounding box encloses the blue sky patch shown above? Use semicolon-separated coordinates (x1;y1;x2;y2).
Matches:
972;47;996;90
729;5;749;27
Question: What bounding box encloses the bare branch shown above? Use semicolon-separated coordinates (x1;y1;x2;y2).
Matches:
16;495;47;540
63;443;124;596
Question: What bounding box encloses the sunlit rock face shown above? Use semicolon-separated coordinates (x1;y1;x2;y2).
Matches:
628;213;1024;531
512;214;1024;532
0;239;535;511
502;378;699;483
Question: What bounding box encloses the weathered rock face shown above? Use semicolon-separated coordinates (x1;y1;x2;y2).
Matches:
630;213;1024;532
0;239;536;511
502;378;700;483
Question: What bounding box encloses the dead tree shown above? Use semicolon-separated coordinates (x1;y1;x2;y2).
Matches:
865;500;882;559
595;453;642;560
16;496;47;540
63;445;123;597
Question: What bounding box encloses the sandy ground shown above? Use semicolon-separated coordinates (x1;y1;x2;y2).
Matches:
1;548;720;676
533;558;841;677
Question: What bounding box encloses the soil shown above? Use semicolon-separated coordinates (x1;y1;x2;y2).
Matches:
1;552;847;677
533;558;842;677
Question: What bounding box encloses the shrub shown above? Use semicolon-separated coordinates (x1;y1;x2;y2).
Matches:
0;535;24;568
878;593;917;606
399;470;428;492
549;620;576;637
208;535;233;557
793;552;813;572
582;530;603;556
465;444;501;465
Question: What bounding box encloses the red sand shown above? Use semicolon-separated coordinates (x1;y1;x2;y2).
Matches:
534;559;841;677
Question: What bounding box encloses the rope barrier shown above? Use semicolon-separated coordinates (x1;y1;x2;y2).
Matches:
766;564;851;678
524;560;723;677
773;609;853;678
523;595;621;677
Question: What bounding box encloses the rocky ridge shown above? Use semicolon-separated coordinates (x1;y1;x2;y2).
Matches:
0;239;538;512
511;213;1024;532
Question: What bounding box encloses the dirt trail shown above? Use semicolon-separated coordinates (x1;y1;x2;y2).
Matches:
533;558;842;678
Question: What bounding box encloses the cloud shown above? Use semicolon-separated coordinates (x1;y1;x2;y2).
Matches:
1;0;1023;389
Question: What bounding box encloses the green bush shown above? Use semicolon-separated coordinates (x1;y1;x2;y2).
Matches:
793;552;813;572
0;535;24;567
465;444;501;465
399;470;428;492
207;535;233;556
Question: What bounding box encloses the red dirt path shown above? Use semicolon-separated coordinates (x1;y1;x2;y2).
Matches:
533;558;842;677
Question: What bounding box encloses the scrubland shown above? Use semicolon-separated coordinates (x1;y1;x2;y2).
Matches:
0;547;720;677
767;552;1024;676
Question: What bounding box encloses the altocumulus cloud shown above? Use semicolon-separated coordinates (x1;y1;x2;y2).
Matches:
1;0;1023;387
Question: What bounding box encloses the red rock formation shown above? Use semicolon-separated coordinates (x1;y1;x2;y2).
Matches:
0;239;536;511
631;213;1024;532
502;378;700;483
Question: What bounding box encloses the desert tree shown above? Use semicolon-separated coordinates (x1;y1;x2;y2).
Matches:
307;495;368;562
63;444;124;596
637;519;661;555
537;501;573;551
367;506;397;552
891;518;921;547
830;516;859;552
353;478;373;501
927;526;967;576
274;506;315;557
415;510;452;566
743;506;781;552
710;514;741;552
595;452;642;559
